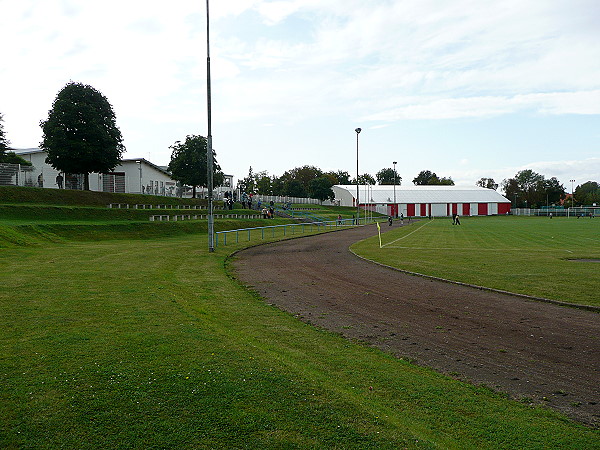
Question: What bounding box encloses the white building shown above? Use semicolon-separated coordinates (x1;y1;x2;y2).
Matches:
333;184;512;217
15;148;176;195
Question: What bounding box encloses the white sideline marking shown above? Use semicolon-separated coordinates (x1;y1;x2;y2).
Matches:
384;246;576;253
381;221;433;248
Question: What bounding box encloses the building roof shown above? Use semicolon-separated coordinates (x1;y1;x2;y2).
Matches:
335;184;510;204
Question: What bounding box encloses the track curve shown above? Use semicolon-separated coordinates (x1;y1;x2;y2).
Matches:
231;223;600;426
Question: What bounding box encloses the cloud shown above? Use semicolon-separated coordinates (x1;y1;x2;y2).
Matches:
451;157;600;188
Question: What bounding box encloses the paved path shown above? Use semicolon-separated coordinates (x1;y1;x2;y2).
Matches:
232;223;600;426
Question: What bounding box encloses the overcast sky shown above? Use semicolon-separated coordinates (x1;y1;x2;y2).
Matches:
1;0;599;189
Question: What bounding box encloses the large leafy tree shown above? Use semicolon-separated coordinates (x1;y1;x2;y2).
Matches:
168;135;223;198
501;169;555;207
543;177;566;205
280;165;323;194
283;179;306;197
40;82;125;190
412;170;435;185
376;167;401;185
308;176;334;202
254;171;272;195
574;181;599;205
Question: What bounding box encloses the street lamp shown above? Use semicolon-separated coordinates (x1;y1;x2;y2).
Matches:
355;128;361;224
206;0;215;252
393;161;397;217
570;179;575;209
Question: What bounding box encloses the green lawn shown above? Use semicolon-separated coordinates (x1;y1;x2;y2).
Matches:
1;219;599;447
352;215;600;307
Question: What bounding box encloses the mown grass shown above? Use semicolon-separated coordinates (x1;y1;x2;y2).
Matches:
0;202;599;448
352;215;600;307
1;216;599;447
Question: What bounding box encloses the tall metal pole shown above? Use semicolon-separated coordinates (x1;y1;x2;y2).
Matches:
355;128;361;224
570;179;575;209
393;161;397;217
206;0;215;252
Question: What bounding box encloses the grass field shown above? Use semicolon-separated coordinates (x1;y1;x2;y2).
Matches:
352;216;600;307
1;192;599;447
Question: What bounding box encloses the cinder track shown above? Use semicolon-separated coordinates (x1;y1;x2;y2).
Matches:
231;223;600;426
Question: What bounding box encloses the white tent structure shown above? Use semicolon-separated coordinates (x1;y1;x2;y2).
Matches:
332;185;511;217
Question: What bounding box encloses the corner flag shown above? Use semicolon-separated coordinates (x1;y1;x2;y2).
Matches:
376;222;382;248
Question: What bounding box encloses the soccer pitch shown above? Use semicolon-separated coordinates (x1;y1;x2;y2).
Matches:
352;216;600;307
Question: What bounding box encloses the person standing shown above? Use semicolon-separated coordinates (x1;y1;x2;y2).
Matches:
56;173;63;188
455;214;461;225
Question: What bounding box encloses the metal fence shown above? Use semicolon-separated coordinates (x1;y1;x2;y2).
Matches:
214;217;375;247
0;163;35;187
512;207;598;217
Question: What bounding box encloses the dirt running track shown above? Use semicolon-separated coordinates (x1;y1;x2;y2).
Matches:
232;223;600;426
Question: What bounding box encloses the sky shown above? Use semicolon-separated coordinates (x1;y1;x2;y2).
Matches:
1;0;599;191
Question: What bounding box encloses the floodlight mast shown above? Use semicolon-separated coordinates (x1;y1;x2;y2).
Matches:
355;128;361;224
206;0;215;252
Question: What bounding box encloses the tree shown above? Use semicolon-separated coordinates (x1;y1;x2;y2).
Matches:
501;169;548;207
279;165;323;194
283;179;306;197
352;173;376;185
0;113;9;154
254;171;272;195
543;177;566;206
308;176;334;202
413;170;454;185
40;82;125;190
476;178;498;190
434;176;455;186
574;181;600;205
412;170;435;185
271;175;284;196
167;135;223;198
376;167;401;185
238;166;255;193
324;170;352;185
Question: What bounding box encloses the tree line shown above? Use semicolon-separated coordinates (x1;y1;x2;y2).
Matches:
1;81;597;205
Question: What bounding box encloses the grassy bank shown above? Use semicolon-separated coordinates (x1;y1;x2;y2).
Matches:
0;185;208;207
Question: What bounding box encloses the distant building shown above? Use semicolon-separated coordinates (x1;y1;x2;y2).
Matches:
332;185;511;217
12;148;232;198
14;148;175;195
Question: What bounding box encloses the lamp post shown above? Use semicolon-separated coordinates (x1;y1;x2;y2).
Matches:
570;179;575;209
206;0;215;252
393;161;397;217
355;128;361;224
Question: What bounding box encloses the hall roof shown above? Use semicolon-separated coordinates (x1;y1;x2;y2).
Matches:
335;185;510;204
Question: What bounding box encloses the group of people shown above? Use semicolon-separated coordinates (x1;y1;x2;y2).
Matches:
451;213;461;225
261;206;275;219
